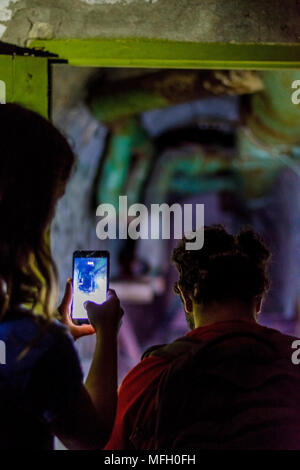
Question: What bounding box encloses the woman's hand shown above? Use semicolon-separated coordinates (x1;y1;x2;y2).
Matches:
84;289;124;336
59;278;95;340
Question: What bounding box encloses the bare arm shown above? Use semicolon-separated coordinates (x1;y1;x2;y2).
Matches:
56;283;123;449
84;291;122;434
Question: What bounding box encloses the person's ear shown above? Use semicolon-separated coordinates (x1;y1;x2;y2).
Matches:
184;296;194;313
178;285;193;313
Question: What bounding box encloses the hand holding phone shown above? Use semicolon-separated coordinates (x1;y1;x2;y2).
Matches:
59;279;95;340
84;289;124;334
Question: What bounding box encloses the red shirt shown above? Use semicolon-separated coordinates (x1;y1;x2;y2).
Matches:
106;320;270;450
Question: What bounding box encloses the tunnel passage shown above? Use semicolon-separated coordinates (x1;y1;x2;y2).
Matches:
51;67;300;379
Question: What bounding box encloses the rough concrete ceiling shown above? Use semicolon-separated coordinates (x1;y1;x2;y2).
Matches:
0;0;300;47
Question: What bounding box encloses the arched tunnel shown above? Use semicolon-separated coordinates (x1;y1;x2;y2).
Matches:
50;68;300;379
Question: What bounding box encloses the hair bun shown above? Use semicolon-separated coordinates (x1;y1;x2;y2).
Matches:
237;229;270;266
194;250;265;304
172;224;271;305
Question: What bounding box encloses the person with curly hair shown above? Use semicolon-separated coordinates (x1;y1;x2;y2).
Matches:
106;225;300;450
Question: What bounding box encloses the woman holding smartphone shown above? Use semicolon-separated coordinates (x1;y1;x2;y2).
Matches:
0;103;123;450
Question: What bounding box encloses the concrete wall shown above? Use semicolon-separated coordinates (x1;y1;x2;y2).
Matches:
0;0;300;47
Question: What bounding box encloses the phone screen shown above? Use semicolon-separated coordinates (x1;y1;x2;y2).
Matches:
72;251;109;321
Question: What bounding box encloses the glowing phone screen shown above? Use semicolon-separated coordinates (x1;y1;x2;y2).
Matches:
72;256;108;320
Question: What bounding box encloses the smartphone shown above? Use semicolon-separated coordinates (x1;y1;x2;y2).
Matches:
71;250;110;324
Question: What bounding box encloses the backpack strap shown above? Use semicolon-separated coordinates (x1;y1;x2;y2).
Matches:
143;329;277;362
142;335;208;361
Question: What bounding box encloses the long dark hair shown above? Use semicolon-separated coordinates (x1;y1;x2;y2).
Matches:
0;103;75;321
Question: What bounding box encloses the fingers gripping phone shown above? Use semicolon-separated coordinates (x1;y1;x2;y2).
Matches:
71;250;110;324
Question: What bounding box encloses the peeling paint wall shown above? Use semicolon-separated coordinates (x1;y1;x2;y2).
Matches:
0;0;299;47
80;0;159;4
0;0;19;38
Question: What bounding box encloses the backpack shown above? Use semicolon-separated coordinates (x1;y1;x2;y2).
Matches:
129;329;300;450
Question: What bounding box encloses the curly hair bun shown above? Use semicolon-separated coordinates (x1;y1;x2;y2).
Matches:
172;225;271;305
197;250;269;304
237;229;271;267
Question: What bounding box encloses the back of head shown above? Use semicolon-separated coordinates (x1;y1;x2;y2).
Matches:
172;224;271;307
0;104;75;320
